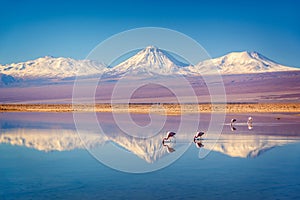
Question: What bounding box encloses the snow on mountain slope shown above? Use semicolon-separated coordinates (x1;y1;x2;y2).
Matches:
0;49;298;82
187;51;298;75
105;49;298;77
104;46;189;77
0;56;105;79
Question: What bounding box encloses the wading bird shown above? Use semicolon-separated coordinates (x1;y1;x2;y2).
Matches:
247;117;253;124
247;116;253;130
162;131;176;144
231;118;237;125
230;119;237;131
194;131;205;141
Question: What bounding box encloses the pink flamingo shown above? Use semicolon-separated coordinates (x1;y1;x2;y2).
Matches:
230;119;237;131
194;131;205;141
162;131;176;144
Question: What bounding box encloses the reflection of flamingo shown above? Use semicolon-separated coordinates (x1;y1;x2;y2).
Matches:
162;131;176;144
162;143;176;153
230;125;236;131
194;141;204;148
194;131;205;141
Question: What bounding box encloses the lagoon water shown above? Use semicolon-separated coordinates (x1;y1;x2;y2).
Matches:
1;112;300;199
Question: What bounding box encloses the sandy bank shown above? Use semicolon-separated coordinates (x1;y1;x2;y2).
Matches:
1;103;300;115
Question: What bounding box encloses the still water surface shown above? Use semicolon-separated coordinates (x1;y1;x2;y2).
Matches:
1;112;300;199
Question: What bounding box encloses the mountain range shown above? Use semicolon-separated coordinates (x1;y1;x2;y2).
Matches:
0;46;298;85
0;56;105;86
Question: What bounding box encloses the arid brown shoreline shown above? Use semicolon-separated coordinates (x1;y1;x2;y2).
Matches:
1;103;300;115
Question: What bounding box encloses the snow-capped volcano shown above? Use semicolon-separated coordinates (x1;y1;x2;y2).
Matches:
106;49;298;77
187;51;297;75
104;46;188;77
0;56;105;79
0;48;299;85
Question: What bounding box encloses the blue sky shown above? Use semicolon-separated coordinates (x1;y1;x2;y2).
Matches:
0;0;299;68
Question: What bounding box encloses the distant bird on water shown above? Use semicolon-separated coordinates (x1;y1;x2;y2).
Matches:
247;117;253;130
231;118;237;125
247;117;253;124
194;131;205;141
230;118;237;131
162;131;176;144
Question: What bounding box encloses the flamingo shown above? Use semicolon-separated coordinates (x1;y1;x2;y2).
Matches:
247;117;253;124
162;131;176;144
230;119;237;131
194;131;205;141
230;118;237;125
247;117;253;130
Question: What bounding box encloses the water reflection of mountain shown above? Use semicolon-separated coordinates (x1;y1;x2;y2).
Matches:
1;128;299;161
107;134;181;163
204;134;300;158
0;128;107;152
0;128;185;163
